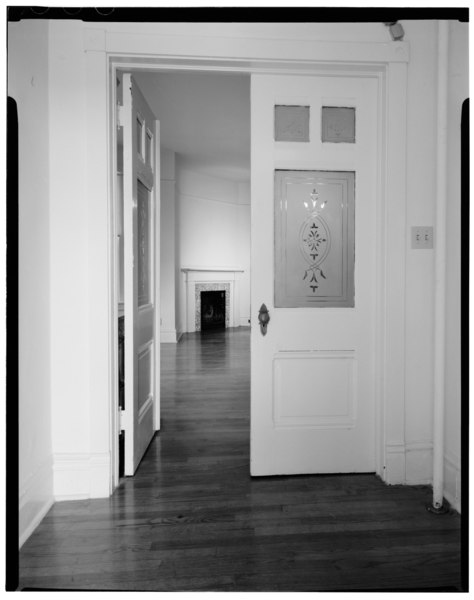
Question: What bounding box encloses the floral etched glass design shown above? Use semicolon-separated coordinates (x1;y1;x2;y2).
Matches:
275;170;355;307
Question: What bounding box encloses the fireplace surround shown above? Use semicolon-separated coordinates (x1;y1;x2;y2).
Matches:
182;268;244;333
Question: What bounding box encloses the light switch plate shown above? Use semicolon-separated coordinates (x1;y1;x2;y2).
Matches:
411;226;434;249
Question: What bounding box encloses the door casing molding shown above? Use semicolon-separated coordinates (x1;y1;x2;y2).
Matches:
83;30;409;493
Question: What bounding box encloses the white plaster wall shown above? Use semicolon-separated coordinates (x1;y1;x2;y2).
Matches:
177;164;251;331
8;20;55;546
160;149;177;342
443;20;467;512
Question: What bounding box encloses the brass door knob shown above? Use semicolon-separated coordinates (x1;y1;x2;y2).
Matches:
258;303;270;336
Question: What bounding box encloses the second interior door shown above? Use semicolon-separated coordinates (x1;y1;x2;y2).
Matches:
122;73;160;476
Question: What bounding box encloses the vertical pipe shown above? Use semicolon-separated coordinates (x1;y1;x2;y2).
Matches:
432;20;449;511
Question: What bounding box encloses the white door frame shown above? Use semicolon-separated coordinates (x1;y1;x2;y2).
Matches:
85;30;409;493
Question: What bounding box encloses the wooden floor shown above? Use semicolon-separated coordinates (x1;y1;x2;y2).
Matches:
19;327;463;591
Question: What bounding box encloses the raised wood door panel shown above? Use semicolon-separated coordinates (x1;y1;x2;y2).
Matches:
122;73;160;476
251;73;378;476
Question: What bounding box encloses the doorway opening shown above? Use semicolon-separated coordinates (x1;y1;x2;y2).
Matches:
115;69;251;480
107;47;403;494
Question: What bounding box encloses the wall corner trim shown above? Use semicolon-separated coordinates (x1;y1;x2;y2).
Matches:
432;19;450;511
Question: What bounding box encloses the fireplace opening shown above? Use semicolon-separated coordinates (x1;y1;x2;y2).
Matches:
201;290;226;331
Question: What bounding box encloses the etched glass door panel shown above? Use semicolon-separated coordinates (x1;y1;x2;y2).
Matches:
275;170;355;307
137;179;151;307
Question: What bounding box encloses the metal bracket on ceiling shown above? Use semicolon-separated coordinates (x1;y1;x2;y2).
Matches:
384;21;405;41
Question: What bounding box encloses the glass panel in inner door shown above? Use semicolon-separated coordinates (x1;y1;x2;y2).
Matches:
137;179;151;307
274;170;355;308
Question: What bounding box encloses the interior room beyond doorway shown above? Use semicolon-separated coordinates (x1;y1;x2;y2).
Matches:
133;70;252;345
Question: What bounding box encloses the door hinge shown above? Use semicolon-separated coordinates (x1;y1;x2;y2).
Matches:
117;104;125;128
119;408;125;432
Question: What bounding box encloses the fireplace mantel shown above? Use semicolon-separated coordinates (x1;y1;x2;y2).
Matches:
182;267;244;333
182;267;244;273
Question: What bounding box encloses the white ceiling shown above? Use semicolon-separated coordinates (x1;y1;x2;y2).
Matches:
133;71;251;182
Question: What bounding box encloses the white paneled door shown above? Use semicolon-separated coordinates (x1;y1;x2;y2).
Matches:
122;74;160;476
250;73;379;475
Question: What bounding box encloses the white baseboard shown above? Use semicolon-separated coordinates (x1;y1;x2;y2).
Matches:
405;442;433;485
444;451;461;513
384;442;406;484
19;456;54;548
161;328;178;343
385;441;438;485
53;452;110;501
240;317;251;327
384;442;461;512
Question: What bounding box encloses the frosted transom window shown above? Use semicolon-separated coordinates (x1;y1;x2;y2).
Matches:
321;107;355;143
274;105;310;142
